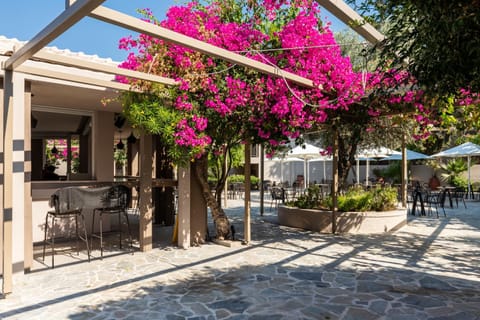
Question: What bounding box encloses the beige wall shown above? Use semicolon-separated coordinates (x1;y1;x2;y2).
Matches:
410;165;435;185
93;111;114;181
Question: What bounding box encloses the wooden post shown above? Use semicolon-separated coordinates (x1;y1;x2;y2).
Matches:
2;70;14;294
401;134;407;208
223;153;228;208
331;129;339;234
23;82;33;272
139;133;153;251
259;144;264;216
243;143;251;244
177;166;191;248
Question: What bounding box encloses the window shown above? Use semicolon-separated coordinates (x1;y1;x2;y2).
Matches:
31;106;92;181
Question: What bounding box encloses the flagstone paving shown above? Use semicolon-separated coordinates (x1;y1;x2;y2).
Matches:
1;193;480;319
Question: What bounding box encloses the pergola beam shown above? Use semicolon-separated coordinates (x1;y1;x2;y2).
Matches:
89;6;315;88
2;0;106;71
316;0;384;44
16;65;133;91
33;50;178;86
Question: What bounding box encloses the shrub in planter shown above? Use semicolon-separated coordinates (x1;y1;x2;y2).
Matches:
370;187;398;211
287;185;323;209
338;191;372;212
295;185;399;212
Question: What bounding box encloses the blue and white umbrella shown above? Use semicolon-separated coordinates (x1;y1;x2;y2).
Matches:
432;142;480;196
382;149;430;161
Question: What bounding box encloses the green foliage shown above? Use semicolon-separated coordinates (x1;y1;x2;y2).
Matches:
208;145;244;184
440;158;469;187
339;194;372;212
114;149;127;166
369;187;398;211
228;174;259;186
287;185;323;209
373;161;401;184
451;176;468;190
333;30;370;72
348;0;480;95
121;93;189;164
422;95;480;154
307;185;398;212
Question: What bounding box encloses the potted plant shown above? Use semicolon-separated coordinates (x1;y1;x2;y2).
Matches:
278;185;406;234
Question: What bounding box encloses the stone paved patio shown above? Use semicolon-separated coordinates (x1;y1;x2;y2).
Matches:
1;192;480;319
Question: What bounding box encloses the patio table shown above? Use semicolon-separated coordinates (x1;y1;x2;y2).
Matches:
410;187;426;216
438;186;455;208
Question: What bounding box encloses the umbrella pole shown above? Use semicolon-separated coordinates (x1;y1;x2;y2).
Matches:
356;159;360;185
366;159;370;186
401;136;407;207
468;156;471;198
323;160;326;183
280;160;284;184
304;159;307;189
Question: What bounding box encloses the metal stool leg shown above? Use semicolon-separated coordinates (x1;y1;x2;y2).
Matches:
123;210;134;253
118;211;123;249
42;213;49;262
51;215;55;268
80;213;91;262
99;211;104;259
91;210;96;250
75;215;80;256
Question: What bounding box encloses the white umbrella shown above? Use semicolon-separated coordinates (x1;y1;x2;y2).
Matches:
357;147;398;185
431;142;480;196
270;156;303;184
286;143;325;188
310;156;332;183
357;146;399;159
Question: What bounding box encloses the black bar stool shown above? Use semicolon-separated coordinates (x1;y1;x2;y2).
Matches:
42;193;90;268
91;185;134;258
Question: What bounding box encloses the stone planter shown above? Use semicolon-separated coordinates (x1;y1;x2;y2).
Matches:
277;205;407;234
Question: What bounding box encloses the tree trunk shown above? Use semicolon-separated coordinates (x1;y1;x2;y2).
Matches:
193;155;231;240
212;148;231;208
337;128;361;191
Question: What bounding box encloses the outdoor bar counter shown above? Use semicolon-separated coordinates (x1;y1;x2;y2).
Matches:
31;179;177;243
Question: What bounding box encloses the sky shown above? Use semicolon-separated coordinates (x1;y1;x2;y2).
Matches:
0;0;350;62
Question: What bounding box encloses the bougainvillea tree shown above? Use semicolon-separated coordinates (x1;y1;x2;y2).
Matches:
117;0;431;239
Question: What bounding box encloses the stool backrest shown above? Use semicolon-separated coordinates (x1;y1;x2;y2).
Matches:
104;185;131;209
51;194;60;213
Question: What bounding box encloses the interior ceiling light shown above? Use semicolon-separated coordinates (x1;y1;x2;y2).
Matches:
51;143;58;154
116;138;125;150
127;132;137;144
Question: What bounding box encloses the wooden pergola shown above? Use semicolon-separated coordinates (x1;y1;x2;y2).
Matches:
1;0;389;295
